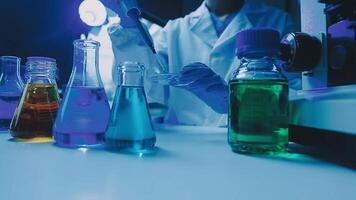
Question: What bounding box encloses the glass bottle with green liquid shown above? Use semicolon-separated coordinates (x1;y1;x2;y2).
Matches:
228;28;289;154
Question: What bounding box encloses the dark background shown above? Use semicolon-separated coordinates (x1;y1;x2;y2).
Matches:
0;0;300;85
0;0;89;86
140;0;300;27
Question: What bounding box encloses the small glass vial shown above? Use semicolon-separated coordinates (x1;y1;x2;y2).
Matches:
105;62;156;153
0;56;23;131
53;40;110;148
10;57;60;140
228;28;289;154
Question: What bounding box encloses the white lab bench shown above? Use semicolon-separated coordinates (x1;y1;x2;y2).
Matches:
0;125;355;200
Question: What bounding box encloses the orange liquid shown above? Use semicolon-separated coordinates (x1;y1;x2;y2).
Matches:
10;84;60;139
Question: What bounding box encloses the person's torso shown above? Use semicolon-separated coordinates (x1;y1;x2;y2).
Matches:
159;1;294;126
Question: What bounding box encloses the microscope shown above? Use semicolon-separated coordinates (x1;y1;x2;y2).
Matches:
280;0;356;153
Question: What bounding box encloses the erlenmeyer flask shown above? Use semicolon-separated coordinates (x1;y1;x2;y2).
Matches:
53;39;110;148
0;56;23;131
10;57;60;139
105;61;156;153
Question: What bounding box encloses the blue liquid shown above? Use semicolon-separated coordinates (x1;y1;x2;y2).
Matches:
0;94;20;131
53;87;110;148
105;86;156;152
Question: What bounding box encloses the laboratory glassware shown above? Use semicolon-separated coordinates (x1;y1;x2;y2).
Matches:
53;39;110;148
105;61;156;153
10;57;60;139
228;28;289;154
150;73;190;86
0;56;23;131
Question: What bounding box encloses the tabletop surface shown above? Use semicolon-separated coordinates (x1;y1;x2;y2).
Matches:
0;125;355;200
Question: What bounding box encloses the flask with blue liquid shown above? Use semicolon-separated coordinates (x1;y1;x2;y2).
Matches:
53;39;110;148
0;56;23;131
105;61;156;153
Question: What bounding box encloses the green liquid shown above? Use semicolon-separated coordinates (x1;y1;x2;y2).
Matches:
228;79;289;154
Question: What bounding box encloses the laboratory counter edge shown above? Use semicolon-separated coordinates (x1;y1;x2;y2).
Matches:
0;125;355;200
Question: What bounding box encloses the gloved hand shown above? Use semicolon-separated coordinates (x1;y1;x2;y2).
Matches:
171;62;228;114
108;23;166;105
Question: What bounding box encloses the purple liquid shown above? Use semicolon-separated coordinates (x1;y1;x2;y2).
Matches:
53;87;110;148
0;94;20;131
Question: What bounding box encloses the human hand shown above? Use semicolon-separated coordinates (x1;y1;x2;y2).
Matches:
171;62;228;113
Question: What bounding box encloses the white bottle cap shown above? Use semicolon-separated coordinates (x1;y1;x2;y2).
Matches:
79;0;107;27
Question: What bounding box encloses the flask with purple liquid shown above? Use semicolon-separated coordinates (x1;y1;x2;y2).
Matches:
0;56;23;131
53;39;110;148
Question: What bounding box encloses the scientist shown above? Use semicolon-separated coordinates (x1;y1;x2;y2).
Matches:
108;0;296;126
152;0;295;126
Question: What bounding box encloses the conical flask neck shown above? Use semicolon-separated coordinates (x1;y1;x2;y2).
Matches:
71;39;103;87
118;62;145;87
0;56;22;80
24;57;57;84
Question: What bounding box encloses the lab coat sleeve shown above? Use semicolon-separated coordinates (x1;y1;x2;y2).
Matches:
152;21;171;70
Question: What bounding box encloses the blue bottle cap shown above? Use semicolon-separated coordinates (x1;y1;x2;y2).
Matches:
235;28;280;58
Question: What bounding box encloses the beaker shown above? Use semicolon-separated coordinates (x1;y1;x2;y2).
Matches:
53;39;110;148
105;61;156;153
0;56;23;131
10;57;60;139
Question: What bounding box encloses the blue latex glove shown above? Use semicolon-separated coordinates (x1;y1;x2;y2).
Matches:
171;63;228;114
100;0;138;28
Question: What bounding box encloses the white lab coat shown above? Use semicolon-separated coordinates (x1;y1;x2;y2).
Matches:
88;14;165;106
153;1;295;126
